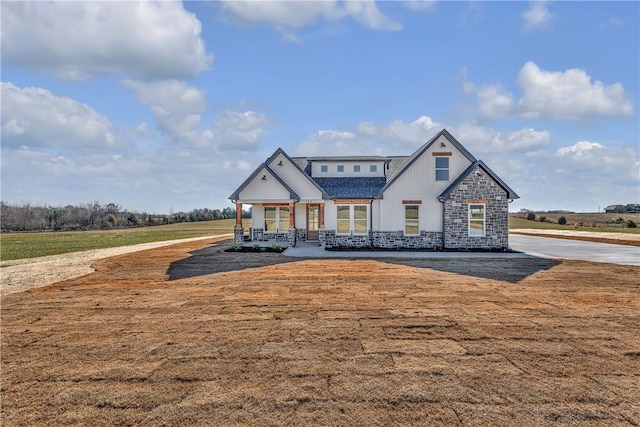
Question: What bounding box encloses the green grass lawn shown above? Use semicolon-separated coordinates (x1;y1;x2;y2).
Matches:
509;214;640;234
0;219;248;261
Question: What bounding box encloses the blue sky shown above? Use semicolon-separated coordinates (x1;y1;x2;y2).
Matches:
2;1;638;213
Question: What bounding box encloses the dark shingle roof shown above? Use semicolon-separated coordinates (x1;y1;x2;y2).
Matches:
312;177;386;199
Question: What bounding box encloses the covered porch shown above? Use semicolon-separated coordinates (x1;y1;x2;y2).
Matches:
233;201;325;248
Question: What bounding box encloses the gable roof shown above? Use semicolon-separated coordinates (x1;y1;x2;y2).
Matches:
312;177;386;199
228;163;299;201
438;160;520;200
267;148;330;199
376;129;476;198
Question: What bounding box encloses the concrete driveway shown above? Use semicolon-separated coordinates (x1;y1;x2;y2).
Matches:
509;234;640;266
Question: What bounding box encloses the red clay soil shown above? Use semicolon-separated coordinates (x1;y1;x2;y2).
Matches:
2;238;639;426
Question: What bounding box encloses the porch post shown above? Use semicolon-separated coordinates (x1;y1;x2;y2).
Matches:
234;202;244;246
319;203;325;229
235;202;243;227
288;202;296;247
318;202;326;246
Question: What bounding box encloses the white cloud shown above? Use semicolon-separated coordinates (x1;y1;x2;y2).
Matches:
295;130;382;156
465;62;634;120
556;141;605;158
356;115;442;149
522;1;552;32
516;62;633;119
554;141;639;190
1;82;116;150
125;79;208;146
456;124;550;154
344;1;402;31
404;0;437;12
476;84;514;119
1;1;212;81
123;80;206;113
221;0;401;40
214;110;273;152
221;1;340;29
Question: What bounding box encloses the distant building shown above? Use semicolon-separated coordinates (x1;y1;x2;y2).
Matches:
626;204;640;213
605;205;628;213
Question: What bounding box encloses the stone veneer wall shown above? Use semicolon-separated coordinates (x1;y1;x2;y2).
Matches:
371;231;442;249
321;230;371;248
320;230;443;249
443;165;509;249
296;228;307;242
250;228;291;244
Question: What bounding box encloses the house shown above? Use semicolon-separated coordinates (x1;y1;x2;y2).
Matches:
626;204;640;213
229;129;519;250
605;205;627;213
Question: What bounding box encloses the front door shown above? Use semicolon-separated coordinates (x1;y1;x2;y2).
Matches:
307;204;320;241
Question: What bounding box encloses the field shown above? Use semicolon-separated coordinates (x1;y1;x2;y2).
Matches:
2;238;639;426
510;213;640;233
2;213;639;262
0;219;243;261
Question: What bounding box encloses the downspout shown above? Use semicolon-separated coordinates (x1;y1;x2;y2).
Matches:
369;198;374;248
438;197;446;250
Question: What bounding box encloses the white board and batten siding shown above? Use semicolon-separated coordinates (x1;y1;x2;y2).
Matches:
238;167;292;202
267;153;323;201
311;161;386;178
378;135;473;232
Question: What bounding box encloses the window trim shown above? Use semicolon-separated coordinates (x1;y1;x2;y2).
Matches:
320;165;328;173
336;204;369;235
337;165;344;173
370;164;377;172
353;165;361;172
435;157;449;181
264;206;290;233
468;203;486;237
404;205;420;236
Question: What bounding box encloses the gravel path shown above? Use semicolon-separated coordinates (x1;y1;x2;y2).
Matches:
0;234;232;296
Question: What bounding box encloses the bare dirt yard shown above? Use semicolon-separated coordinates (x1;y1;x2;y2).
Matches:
2;238;639;426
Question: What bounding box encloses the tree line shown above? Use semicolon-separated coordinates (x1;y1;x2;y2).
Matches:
0;202;250;232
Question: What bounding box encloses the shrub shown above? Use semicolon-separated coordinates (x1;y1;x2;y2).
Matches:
526;212;536;221
539;215;547;223
252;243;261;250
230;243;240;251
558;216;567;225
626;219;637;228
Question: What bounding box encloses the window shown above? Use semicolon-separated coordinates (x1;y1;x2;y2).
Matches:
353;165;361;172
337;206;350;234
264;206;290;232
469;204;485;236
336;205;368;235
370;164;377;172
320;165;328;173
405;205;419;235
337;165;344;172
435;157;449;181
